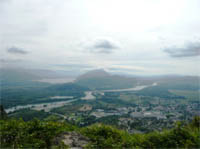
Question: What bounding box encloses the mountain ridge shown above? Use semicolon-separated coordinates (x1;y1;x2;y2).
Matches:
76;69;110;81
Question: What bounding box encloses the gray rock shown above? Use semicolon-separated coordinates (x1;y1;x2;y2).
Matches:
53;131;90;149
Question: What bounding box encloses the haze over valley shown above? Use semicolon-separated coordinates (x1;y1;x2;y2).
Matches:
0;0;200;148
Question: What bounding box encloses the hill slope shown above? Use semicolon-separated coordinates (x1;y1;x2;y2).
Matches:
75;69;138;90
0;116;199;148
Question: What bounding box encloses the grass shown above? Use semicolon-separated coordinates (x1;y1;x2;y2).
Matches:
119;94;140;103
169;90;199;101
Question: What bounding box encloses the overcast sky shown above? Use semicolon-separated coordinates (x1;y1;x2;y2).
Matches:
0;0;200;76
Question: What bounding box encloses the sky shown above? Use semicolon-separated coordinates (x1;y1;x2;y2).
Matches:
0;0;200;76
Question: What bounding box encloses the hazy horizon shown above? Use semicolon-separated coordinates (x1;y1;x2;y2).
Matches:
1;0;200;76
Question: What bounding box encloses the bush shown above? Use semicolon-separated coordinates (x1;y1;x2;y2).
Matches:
0;118;76;148
0;116;199;148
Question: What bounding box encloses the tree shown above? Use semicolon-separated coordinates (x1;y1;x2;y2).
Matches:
0;105;7;120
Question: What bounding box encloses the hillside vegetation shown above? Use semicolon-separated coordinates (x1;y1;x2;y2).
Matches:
0;116;199;148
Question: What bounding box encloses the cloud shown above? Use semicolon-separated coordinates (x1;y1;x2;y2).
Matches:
0;0;11;4
157;36;166;41
108;64;146;72
0;58;23;63
83;38;120;54
163;41;200;57
7;47;28;55
55;63;93;69
0;58;24;68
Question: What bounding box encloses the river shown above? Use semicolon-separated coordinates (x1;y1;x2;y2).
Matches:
5;83;157;113
100;82;157;92
5;99;77;113
81;82;157;100
81;91;96;100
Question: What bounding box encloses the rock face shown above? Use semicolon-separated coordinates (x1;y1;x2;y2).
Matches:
53;132;90;148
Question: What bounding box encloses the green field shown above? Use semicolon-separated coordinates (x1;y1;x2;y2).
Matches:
169;90;199;101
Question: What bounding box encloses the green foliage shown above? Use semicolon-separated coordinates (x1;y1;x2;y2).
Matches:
81;117;200;148
95;115;120;126
9;109;51;121
140;119;200;148
190;116;200;129
136;86;185;99
0;117;199;148
0;105;7;120
0;118;76;148
44;115;63;122
51;104;82;115
81;124;131;148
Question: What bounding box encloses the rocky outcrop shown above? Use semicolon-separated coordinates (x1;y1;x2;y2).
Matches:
53;131;90;148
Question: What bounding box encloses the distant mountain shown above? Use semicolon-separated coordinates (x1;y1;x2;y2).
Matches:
76;69;110;81
75;69;139;90
0;68;41;83
0;68;60;88
0;67;69;81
